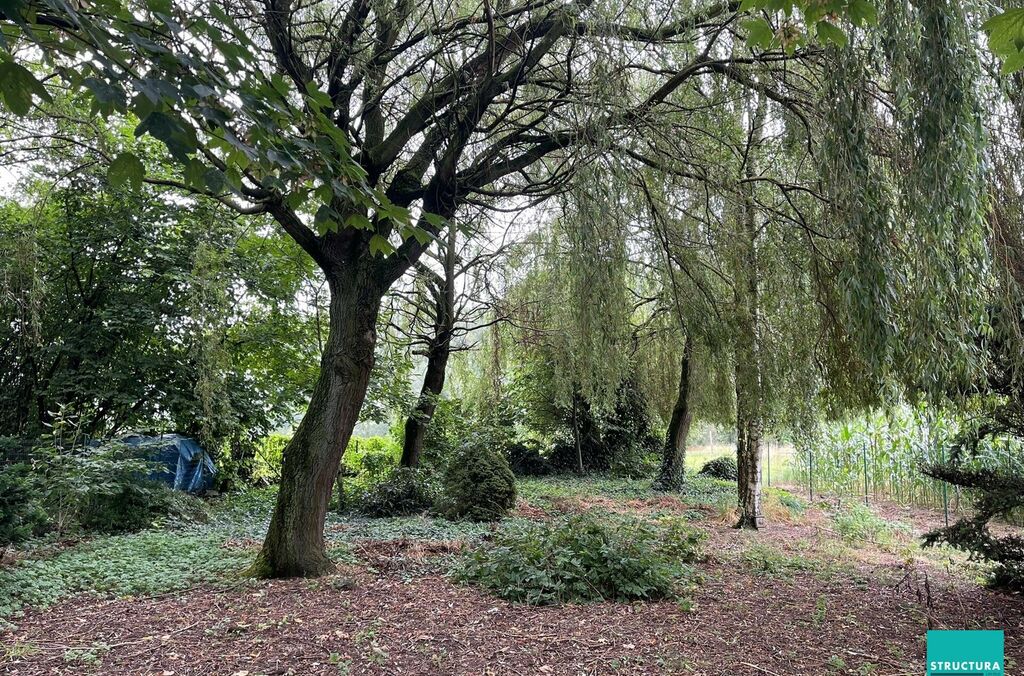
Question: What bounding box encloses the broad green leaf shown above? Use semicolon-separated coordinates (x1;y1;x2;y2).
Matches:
368;234;395;257
816;21;847;48
107;152;145;191
741;17;774;50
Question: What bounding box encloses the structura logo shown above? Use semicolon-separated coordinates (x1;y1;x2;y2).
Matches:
927;630;1004;676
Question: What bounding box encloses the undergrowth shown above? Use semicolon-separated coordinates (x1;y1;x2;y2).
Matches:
0;531;252;622
455;514;706;604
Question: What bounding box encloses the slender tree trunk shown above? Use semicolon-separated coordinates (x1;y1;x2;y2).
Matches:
400;340;450;467
654;334;695;491
400;225;457;468
734;94;766;530
249;263;383;578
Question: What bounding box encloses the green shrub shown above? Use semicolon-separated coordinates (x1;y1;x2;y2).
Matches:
0;464;47;553
29;440;209;534
698;455;738;481
456;514;706;604
78;482;208;533
439;441;517;521
343;436;401;487
506;441;549;476
832;503;906;546
357;467;436;517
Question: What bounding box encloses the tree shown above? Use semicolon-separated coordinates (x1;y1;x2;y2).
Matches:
5;0;796;576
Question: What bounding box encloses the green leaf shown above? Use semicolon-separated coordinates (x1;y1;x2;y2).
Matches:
368;234;395;257
816;21;847;48
344;213;373;230
0;61;51;116
848;0;877;28
741;17;774;50
1001;51;1024;75
107;152;145;191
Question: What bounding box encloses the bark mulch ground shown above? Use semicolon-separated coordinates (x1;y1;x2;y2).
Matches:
2;501;1022;675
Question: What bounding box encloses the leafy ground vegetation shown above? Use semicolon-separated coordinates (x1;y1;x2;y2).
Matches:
2;474;1022;675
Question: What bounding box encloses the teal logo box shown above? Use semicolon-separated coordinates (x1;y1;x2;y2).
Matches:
927;630;1004;675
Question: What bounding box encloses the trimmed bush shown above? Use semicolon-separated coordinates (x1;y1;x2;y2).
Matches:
357;467;435;517
698;455;738;481
456;514;706;604
439;441;516;521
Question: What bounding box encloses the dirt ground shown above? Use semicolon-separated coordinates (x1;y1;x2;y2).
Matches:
2;493;1022;675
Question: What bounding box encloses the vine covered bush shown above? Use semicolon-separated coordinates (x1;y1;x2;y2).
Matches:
438;440;516;521
456;514;706;604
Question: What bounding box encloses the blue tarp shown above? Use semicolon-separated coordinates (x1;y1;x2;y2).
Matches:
120;434;216;493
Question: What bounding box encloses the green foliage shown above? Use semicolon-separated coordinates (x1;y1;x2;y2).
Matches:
506;441;550;477
698;456;738;481
251;433;289;484
831;503;906;547
439;441;517;522
356;468;436;518
0;531;250;621
456;514;706;604
923;463;1024;591
983;9;1024;74
0;464;46;551
343;436;402;491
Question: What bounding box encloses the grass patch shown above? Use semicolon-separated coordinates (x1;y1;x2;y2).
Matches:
740;542;817;578
456;513;706;604
831;503;911;550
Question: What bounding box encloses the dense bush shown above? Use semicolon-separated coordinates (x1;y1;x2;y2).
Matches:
698;455;738;481
356;467;436;517
439;441;517;521
506;441;549;476
456;514;706;604
0;464;46;553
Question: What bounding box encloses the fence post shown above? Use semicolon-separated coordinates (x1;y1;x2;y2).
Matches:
766;439;771;487
862;440;869;506
808;445;814;501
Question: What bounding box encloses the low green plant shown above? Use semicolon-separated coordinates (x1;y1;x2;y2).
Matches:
438;440;516;521
356;467;436;518
740;542;816;578
832;503;907;547
0;531;252;621
698;456;738;481
455;514;706;604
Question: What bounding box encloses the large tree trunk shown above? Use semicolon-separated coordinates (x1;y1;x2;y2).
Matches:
400;339;450;467
249;263;383;578
654;334;695;491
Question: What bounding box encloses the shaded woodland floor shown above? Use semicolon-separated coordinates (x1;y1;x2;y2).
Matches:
2;478;1022;675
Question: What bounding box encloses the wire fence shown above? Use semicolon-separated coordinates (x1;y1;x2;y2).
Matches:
761;407;1023;523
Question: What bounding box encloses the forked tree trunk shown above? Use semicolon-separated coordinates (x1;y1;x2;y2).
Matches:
400;338;450;467
654;334;695;491
249;264;383;578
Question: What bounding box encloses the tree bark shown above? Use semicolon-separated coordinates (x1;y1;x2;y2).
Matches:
249;262;383;577
654;334;695;491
